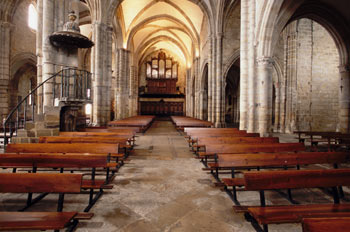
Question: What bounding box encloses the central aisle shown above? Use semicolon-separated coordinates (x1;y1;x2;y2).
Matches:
89;118;255;232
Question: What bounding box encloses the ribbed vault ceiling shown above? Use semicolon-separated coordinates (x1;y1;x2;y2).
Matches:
118;0;204;66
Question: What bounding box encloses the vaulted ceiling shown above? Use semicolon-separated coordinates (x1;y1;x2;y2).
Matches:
116;0;205;67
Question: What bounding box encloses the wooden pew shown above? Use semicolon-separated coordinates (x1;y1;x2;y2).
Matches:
239;169;350;232
0;153;115;212
302;217;350;232
39;136;133;150
198;143;305;165
59;131;135;147
59;131;135;138
108;115;155;132
5;143;124;161
0;152;118;182
185;129;259;148
80;127;140;133
0;173;93;231
184;127;240;133
171;116;213;130
214;151;348;176
193;137;279;153
294;131;344;150
217;152;349;203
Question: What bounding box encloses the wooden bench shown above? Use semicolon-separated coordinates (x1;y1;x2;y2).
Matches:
59;131;135;138
60;131;136;147
186;130;260;148
193;137;279;153
238;169;350;232
214;151;348;177
0;173;93;231
184;127;239;133
294;131;343;150
198;143;305;165
170;116;213;130
80;127;141;133
0;153;115;212
108;115;155;132
217;152;349;203
302;216;350;232
5;143;125;162
0;152;118;182
39;136;133;150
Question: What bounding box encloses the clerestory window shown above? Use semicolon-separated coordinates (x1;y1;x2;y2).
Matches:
28;4;37;31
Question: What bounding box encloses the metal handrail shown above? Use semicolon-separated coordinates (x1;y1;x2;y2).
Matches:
2;67;91;146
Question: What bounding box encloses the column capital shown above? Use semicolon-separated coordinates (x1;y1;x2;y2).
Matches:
0;21;14;31
216;32;223;39
338;64;350;73
118;48;130;53
256;56;274;66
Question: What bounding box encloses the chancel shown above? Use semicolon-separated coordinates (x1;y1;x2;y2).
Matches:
0;0;350;231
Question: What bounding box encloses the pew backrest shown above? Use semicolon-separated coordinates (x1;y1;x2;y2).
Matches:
243;169;350;191
207;143;305;154
0;173;82;193
6;143;119;154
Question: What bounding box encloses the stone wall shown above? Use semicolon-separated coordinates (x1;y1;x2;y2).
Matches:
222;2;240;73
199;15;209;77
11;0;36;57
276;19;339;132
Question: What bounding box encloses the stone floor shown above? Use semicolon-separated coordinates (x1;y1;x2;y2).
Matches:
0;119;345;232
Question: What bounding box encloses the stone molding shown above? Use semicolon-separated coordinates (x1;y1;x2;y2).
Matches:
338;64;350;73
256;56;274;66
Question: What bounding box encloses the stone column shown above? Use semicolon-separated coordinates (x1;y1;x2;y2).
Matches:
91;22;113;125
239;0;249;130
42;0;56;110
0;21;11;120
36;0;43;115
257;56;273;136
279;81;286;133
215;33;224;127
194;57;200;118
207;35;214;122
185;69;192;116
273;82;281;132
198;90;204;119
247;0;256;132
129;65;138;116
338;64;350;133
115;48;130;120
279;34;288;133
285;27;298;133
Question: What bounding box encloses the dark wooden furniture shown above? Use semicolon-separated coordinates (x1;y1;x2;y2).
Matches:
241;169;350;232
140;101;183;116
5;143;124;160
217;152;349;203
0;153;115;212
171;116;213;130
108;116;155;133
0;173;93;231
302;217;350;232
198;143;305;161
193;137;280;153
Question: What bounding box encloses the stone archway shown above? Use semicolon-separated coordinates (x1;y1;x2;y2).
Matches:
224;59;240;127
9;62;37;120
201;63;209;121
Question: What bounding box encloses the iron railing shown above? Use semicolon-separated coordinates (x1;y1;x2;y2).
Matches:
2;68;92;146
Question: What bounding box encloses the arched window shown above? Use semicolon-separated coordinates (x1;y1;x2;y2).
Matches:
28;4;37;31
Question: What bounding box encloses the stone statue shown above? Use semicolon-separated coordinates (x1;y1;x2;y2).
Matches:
63;11;80;33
